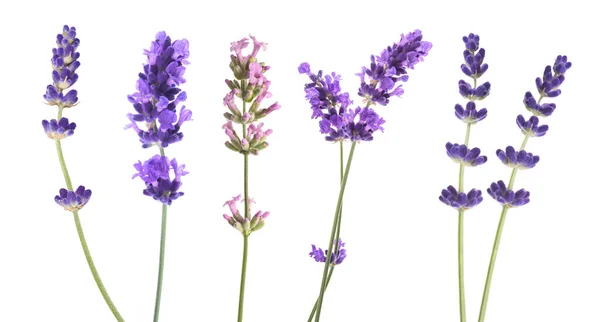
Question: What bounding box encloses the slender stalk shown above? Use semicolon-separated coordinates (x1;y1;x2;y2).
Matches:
238;235;249;322
153;204;168;322
458;210;466;322
308;267;335;322
314;141;358;321
477;206;508;322
54;106;124;321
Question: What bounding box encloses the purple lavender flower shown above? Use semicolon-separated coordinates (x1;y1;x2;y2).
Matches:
55;185;92;211
298;63;352;119
445;143;487;167
461;33;489;79
487;181;530;208
132;155;188;205
126;31;192;148
458;80;491;100
516;115;548;137
536;55;572;98
309;239;347;266
454;101;487;124
222;194;270;235
42;118;76;139
523;92;557;117
439;186;483;211
357;30;432;106
44;25;80;108
496;146;540;169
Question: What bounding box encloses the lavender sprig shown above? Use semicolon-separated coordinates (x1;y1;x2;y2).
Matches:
42;25;124;321
478;55;571;322
127;31;191;322
301;29;431;322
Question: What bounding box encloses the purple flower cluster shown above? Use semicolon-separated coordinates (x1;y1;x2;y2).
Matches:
126;31;192;149
309;239;347;266
223;35;280;155
43;25;80;108
439;33;490;211
132;155;188;205
129;32;191;205
55;186;92;212
489;55;571;205
42;118;76;139
222;195;270;236
356;30;432;106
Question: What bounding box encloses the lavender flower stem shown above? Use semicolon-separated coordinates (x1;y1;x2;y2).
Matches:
478;206;508;322
308;267;335;322
237;235;248;322
458;210;466;322
315;141;357;321
153;204;168;322
54;108;124;321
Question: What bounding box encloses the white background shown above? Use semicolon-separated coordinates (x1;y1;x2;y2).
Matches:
0;0;598;321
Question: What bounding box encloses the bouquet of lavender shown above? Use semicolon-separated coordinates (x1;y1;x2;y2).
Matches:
299;30;432;321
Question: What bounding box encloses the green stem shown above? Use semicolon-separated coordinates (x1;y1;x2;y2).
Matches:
54;107;124;321
458;210;466;322
314;141;357;321
464;123;472;146
237;235;249;322
478;206;509;322
334;141;344;253
153;204;168;322
308;267;335;322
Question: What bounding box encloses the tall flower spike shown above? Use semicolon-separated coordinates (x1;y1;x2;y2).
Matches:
44;25;80;108
126;31;192;148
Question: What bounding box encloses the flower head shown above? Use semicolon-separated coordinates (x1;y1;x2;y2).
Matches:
439;186;483;211
461;33;489;79
516;114;548;137
445;143;487;167
536;55;572;98
132;155;188;205
496;146;540;169
523;91;557;117
126;31;191;148
454;101;487;124
357;30;432;106
42;118;76;139
309;239;347;266
55;185;92;212
222;195;269;236
487;181;530;208
458;80;491;100
44;25;80;108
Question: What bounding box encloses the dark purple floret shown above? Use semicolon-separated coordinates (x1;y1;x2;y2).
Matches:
44;25;80;108
309;239;347;266
126;31;191;148
536;55;571;98
458;80;491;100
299;64;352;119
496;146;540;169
455;101;487;124
55;185;92;212
42;118;76;139
321;106;385;142
439;185;483;211
132;155;189;205
523;91;557;117
516;114;548;137
487;181;530;208
445;143;487;167
461;33;488;79
357;30;431;106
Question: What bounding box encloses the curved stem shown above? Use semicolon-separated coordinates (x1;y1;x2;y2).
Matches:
314;141;357;321
478;206;509;322
153;204;168;322
308;267;335;322
54;108;124;321
237;235;249;322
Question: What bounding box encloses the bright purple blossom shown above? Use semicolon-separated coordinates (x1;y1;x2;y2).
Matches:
454;101;487;124
298;64;352;119
536;55;572;98
523;91;557;117
445;143;487;167
458;80;491;100
42;118;76;139
126;31;191;148
55;185;92;212
132;155;188;205
309;239;347;266
439;186;483;211
357;30;432;106
461;33;489;79
516;115;548;137
496;146;540;169
487;181;530;208
222;194;270;236
44;25;80;108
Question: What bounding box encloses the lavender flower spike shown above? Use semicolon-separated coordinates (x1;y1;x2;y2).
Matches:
309;239;347;266
536;55;572;98
132;154;189;205
54;185;92;212
496;146;540;169
439;186;483;211
44;25;80;108
487;181;530;208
